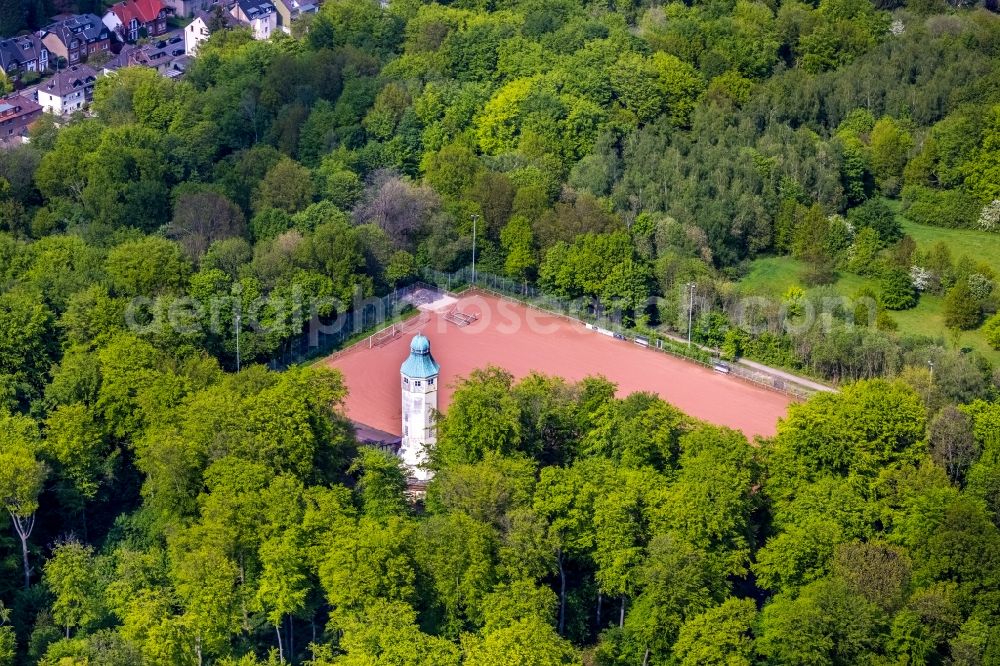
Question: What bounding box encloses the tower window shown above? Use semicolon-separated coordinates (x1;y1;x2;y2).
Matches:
414;380;422;387
428;378;435;385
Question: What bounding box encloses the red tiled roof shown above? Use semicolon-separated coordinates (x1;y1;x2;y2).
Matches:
111;0;166;26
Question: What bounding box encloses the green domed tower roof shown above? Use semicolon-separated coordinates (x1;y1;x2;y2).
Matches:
401;334;440;379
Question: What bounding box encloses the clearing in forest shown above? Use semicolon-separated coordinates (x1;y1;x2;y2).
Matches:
325;291;792;440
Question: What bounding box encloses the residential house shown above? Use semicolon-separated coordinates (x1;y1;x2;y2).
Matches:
0;35;49;86
185;6;239;55
0;96;42;143
37;64;98;115
104;40;189;78
102;44;137;73
229;0;276;41
162;0;214;18
274;0;317;35
40;14;111;66
103;0;170;42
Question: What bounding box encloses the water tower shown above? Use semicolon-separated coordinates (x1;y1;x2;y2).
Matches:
400;334;439;481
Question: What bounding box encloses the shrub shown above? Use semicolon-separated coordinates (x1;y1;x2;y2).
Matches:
983;313;1000;350
900;185;979;229
880;268;917;310
847;198;901;245
943;280;982;330
978;200;1000;232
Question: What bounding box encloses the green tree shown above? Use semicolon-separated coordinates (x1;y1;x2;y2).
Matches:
57;286;126;349
847;227;883;276
333;600;460;665
501;215;536;287
655;426;757;576
252;157;315;215
463;617;579;666
105;237;191;298
774;379;926;481
256;534;308;663
943;279;981;331
848;198;901;245
44;402;111;509
427;453;536;529
623;533;724;664
672;597;756;666
319;517;418;621
0;288;55;410
870;116;913;195
757;578;886;665
479;581;558;634
600;259;651;320
351;447;408;520
422;142;481;200
0;601;14;666
792;204;836;285
434;367;522;469
984;313;1000;350
534;463;598;636
44;540;104;638
879;267;917;310
583;393;686;470
0;411;47;589
592;468;656;627
414;512;497;635
316;158;362;209
82;124;170;233
171;544;241;663
385;250;416;288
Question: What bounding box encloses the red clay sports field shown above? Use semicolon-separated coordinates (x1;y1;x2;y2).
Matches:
324;291;792;439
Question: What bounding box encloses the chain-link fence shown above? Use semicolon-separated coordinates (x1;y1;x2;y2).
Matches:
421;265;815;400
268;265;814;399
266;282;433;371
421;266;632;335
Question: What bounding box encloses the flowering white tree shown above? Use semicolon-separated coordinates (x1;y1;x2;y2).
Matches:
977;200;1000;232
910;265;933;292
968;273;994;300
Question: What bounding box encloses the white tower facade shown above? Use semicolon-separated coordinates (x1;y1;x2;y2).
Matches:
400;334;439;481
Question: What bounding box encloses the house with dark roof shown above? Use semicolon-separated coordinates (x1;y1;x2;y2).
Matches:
40;14;111;66
0;96;42;144
229;0;277;40
101;44;138;73
163;0;215;18
185;6;241;55
274;0;317;35
352;422;402;456
37;64;98;116
0;35;49;86
101;39;190;79
103;0;170;42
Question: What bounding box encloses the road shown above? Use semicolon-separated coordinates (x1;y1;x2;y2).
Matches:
657;329;837;393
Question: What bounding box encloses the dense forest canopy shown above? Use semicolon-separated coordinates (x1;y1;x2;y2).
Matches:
1;0;1000;663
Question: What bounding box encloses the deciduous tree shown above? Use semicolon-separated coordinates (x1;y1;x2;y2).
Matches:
0;411;46;589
